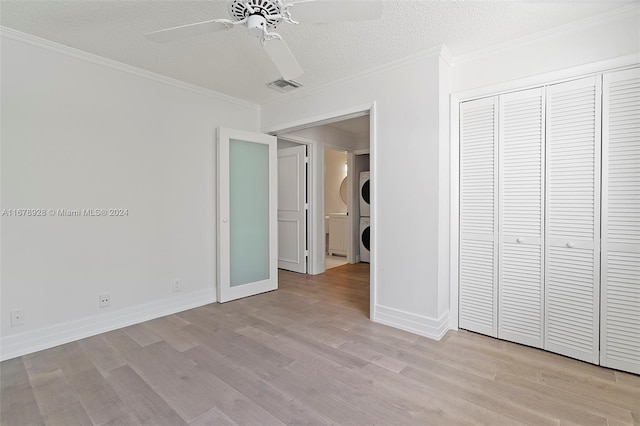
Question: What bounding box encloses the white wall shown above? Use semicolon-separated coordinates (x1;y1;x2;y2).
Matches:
263;48;451;339
451;5;640;94
324;149;347;215
0;33;260;359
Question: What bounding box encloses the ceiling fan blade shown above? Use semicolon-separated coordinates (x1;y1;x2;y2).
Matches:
289;0;383;24
145;19;233;43
263;37;304;80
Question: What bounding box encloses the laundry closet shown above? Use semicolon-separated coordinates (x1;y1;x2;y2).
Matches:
458;67;639;375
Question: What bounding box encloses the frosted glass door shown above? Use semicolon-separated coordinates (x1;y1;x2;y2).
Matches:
218;128;277;302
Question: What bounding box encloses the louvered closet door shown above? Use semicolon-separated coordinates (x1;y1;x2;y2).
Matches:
601;67;640;374
459;97;499;337
498;88;545;348
545;76;601;364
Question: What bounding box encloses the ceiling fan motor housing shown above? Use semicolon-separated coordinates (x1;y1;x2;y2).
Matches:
228;0;283;28
247;15;268;38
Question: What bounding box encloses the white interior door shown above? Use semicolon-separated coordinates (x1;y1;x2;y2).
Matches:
600;67;640;374
277;144;307;273
217;127;278;303
498;87;545;348
459;96;499;337
544;76;601;364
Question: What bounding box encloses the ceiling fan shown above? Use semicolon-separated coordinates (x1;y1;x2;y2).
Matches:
145;0;383;81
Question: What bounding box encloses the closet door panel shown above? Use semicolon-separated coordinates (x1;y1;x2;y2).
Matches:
601;67;640;374
545;76;601;364
459;97;498;337
498;88;545;348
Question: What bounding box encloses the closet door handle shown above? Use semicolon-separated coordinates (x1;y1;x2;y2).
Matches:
567;242;575;248
516;237;524;243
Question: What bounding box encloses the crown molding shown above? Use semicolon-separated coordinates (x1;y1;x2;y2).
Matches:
0;26;260;111
263;45;447;107
453;4;640;66
439;44;454;67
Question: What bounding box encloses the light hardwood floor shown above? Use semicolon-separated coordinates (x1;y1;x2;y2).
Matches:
1;263;639;425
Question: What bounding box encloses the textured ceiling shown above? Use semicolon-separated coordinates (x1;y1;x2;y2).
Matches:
1;0;633;104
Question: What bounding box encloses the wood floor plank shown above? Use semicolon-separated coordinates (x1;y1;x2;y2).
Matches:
77;382;129;425
447;330;620;382
0;383;43;426
284;356;428;425
122;342;212;422
403;362;611;425
185;345;330;426
189;407;238;426
398;364;561;425
142;316;200;352
122;323;162;347
266;367;379;425
349;330;502;381
29;369;80;418
615;370;640;387
359;362;525;426
42;401;91;426
180;324;294;379
1;357;31;390
78;335;127;375
105;365;187;426
235;324;369;372
495;371;637;425
1;264;637;426
101;411;143;426
538;369;640;412
100;329;142;356
337;339;408;373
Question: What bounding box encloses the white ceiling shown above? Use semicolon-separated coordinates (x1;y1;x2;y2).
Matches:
326;115;370;136
1;1;632;105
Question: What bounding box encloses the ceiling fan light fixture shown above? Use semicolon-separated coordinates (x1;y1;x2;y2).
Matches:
267;78;302;92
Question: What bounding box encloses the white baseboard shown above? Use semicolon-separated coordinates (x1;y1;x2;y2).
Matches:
373;304;449;340
0;289;216;361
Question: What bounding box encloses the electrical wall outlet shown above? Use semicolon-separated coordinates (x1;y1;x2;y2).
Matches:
10;309;24;327
173;279;182;292
99;293;111;308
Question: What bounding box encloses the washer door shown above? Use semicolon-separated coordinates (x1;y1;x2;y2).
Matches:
361;225;370;251
359;221;370;263
359;172;371;217
361;179;370;205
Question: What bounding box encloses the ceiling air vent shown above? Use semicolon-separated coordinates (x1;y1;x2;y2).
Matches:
267;79;302;93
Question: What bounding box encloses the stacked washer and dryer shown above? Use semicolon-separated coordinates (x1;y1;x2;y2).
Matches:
359;171;370;263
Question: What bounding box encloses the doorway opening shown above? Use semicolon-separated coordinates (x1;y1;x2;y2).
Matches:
275;114;371;274
269;104;375;317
